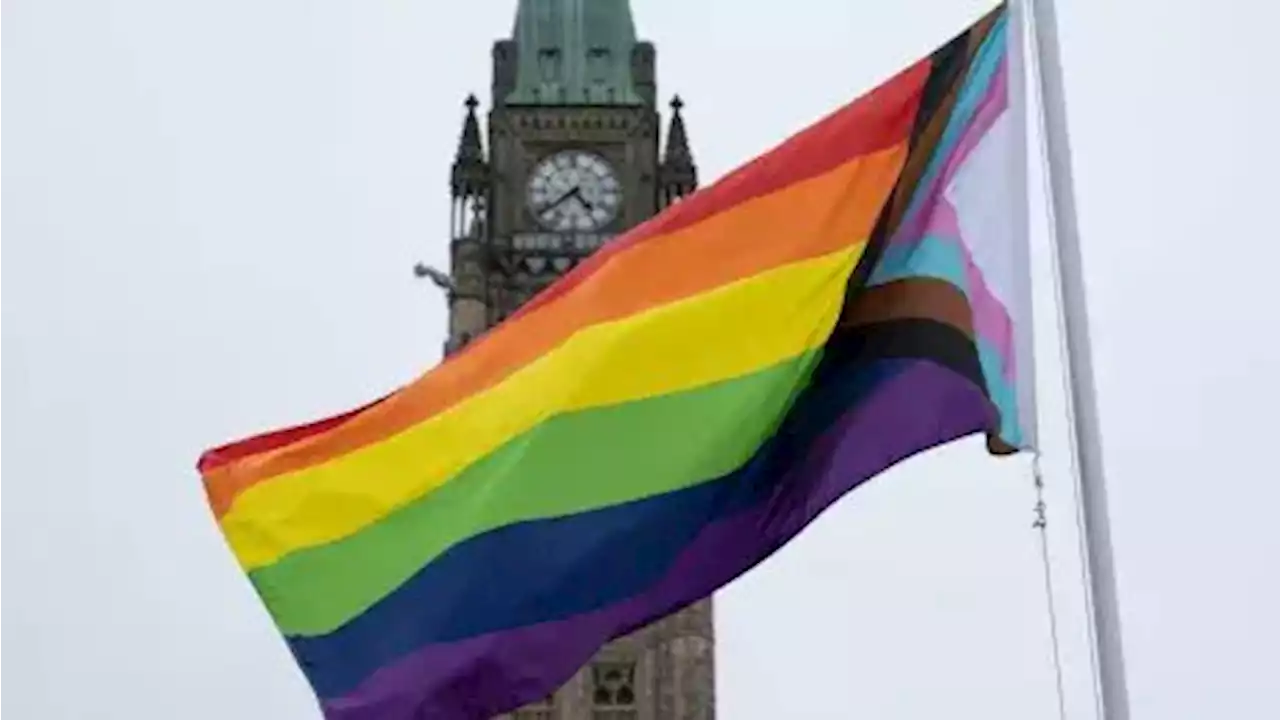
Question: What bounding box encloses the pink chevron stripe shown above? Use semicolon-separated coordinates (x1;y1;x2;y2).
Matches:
923;200;1017;382
944;59;1009;191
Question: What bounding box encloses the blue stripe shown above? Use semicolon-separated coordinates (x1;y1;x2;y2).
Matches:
978;340;1022;446
871;233;969;289
289;338;994;699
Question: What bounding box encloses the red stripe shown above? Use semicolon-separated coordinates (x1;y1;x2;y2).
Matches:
198;394;391;474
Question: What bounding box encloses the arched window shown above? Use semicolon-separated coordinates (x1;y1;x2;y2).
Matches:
586;47;611;84
538;48;562;83
591;662;638;720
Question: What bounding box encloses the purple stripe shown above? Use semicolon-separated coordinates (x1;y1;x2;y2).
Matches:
322;360;996;720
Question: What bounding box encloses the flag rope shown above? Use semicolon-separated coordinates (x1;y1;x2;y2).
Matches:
1024;2;1107;715
1032;453;1069;720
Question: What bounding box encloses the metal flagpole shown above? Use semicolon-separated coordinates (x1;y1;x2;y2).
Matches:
1020;0;1132;718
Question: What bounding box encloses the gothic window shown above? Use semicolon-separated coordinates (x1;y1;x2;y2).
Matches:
586;47;612;84
591;662;638;720
538;48;561;83
464;197;487;238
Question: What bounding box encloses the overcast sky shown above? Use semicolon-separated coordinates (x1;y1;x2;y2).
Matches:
4;1;1278;718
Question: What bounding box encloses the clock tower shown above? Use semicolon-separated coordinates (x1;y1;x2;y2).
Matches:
417;1;712;718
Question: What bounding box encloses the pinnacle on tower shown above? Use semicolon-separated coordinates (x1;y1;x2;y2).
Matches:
450;94;488;198
660;94;698;201
663;95;691;165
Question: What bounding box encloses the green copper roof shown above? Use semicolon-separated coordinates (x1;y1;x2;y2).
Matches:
507;0;643;106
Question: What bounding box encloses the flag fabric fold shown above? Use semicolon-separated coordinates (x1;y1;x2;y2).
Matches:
199;4;1033;718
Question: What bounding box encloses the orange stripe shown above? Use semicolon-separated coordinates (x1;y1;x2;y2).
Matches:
202;145;911;516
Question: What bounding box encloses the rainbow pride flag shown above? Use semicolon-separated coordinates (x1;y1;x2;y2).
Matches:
199;5;1033;718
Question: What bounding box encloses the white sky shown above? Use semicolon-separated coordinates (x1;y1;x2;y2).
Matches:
4;1;1278;718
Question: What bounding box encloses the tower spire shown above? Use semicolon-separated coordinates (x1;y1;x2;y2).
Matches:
506;0;645;105
450;94;487;199
660;94;698;205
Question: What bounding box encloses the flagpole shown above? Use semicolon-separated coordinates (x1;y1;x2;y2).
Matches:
1021;0;1131;718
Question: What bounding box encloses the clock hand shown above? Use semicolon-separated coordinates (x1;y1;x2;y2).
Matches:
546;187;579;211
573;188;595;212
546;186;594;212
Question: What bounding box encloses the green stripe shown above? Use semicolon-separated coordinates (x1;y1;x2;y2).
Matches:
251;350;823;636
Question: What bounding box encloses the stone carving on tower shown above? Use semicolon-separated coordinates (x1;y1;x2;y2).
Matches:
416;1;712;718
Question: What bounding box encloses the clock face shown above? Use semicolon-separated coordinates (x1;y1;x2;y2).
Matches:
526;150;623;232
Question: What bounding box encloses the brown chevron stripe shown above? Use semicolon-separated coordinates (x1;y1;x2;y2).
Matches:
840;277;976;339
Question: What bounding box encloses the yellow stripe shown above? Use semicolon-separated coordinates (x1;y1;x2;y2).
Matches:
222;245;865;569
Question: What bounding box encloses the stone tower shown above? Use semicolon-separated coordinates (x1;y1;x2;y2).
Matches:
419;1;713;718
